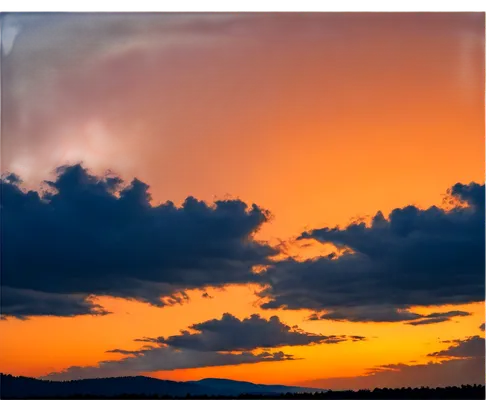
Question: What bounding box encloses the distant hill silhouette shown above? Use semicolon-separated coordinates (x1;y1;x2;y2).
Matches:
0;374;485;399
185;378;315;396
0;374;317;398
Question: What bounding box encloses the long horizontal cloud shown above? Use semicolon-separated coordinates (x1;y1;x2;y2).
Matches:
43;347;294;381
0;287;108;319
1;164;277;317
258;182;484;323
405;311;472;326
302;334;485;390
135;313;365;351
45;312;367;380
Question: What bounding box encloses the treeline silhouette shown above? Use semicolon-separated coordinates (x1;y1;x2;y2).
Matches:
5;385;485;399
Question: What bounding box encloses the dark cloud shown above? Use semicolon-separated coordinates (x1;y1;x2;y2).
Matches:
259;182;484;323
349;336;367;342
135;313;364;351
43;347;295;381
311;308;470;325
1;164;277;317
406;317;450;326
428;336;485;359
479;322;485;331
405;311;472;326
1;287;108;319
105;349;147;356
302;334;485;390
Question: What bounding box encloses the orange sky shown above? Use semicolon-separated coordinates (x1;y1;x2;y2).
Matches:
0;12;485;388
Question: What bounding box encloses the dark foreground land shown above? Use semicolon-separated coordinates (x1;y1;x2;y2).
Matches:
0;385;486;400
0;374;485;399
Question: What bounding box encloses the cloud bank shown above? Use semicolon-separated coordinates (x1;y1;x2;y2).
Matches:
258;182;484;323
44;313;362;380
1;166;484;323
1;164;276;317
44;347;294;381
136;313;365;351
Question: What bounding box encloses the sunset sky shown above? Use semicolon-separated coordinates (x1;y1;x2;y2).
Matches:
0;12;485;390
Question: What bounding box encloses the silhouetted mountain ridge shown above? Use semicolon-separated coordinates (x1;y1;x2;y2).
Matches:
0;374;318;398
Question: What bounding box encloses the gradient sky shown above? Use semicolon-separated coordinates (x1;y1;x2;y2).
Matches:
0;12;485;390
